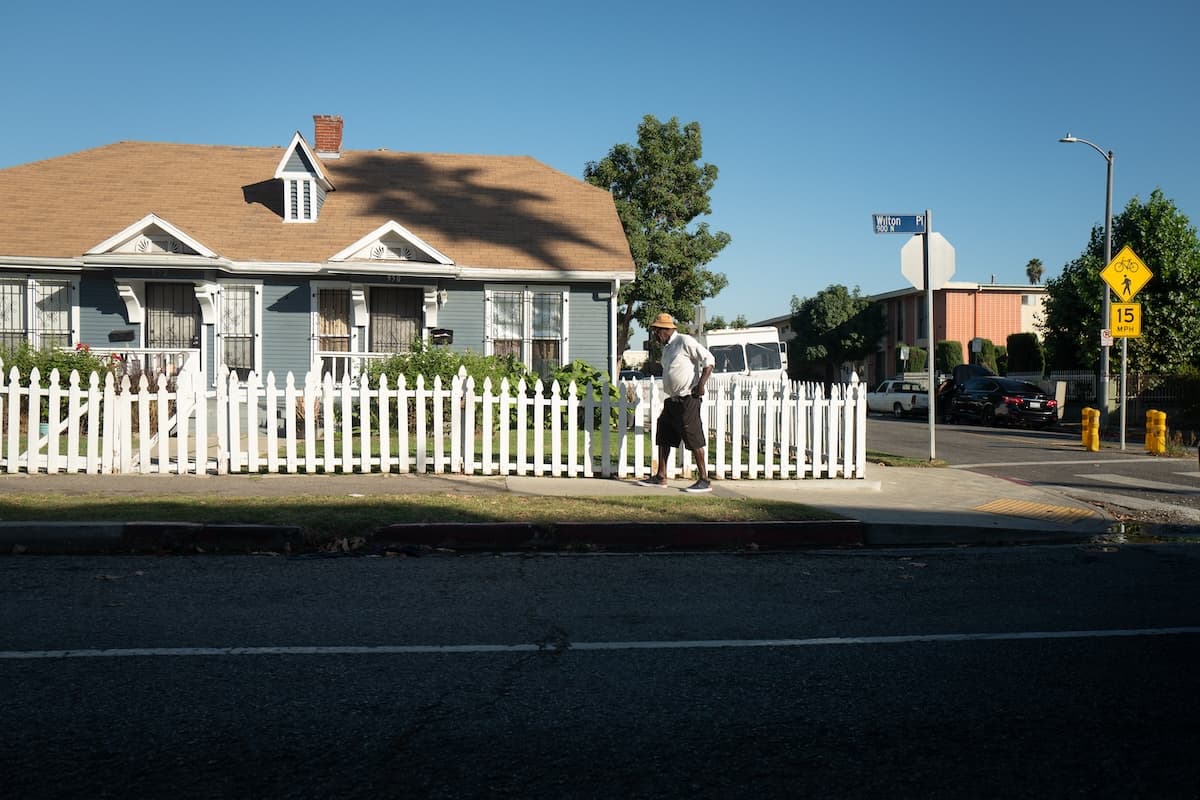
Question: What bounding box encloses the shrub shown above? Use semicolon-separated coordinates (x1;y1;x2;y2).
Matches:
0;342;111;386
1006;333;1045;375
934;340;963;373
552;359;619;426
897;344;927;374
363;339;530;392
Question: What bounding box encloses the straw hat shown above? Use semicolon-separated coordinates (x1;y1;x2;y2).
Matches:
649;313;677;330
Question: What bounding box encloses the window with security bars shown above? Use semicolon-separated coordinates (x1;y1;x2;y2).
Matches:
221;285;256;379
487;287;566;380
318;289;351;380
531;292;562;381
0;280;27;351
369;287;422;353
490;290;523;360
146;283;201;349
0;278;73;351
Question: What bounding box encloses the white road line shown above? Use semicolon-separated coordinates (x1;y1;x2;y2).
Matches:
3;627;1199;660
951;457;1161;469
1084;474;1200;494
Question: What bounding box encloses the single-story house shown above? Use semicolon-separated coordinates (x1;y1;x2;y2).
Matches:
0;115;635;386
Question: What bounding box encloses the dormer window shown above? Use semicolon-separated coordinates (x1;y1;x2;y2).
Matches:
286;178;317;222
274;131;334;224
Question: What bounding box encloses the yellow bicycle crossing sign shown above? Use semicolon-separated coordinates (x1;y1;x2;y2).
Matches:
1101;245;1152;300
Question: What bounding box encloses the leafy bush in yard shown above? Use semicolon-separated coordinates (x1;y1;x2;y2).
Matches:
552;359;620;426
362;339;530;391
0;342;111;385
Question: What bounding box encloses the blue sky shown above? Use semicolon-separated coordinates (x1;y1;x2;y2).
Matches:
4;0;1197;327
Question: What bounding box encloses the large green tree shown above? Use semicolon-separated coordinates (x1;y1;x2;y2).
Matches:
585;115;731;354
788;285;884;384
1043;189;1200;373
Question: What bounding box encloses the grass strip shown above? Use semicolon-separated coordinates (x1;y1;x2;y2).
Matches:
0;492;842;540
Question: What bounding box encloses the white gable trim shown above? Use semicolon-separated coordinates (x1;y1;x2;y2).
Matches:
329;220;454;265
273;131;334;191
86;214;217;259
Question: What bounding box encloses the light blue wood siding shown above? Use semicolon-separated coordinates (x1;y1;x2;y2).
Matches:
569;284;613;376
284;148;313;173
434;281;486;355
78;275;139;347
261;279;312;379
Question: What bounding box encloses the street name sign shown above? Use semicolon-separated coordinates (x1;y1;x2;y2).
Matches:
872;214;926;234
1111;303;1142;338
1101;245;1153;301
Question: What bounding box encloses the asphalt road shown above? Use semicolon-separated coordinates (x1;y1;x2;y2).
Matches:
3;547;1200;798
867;415;1200;525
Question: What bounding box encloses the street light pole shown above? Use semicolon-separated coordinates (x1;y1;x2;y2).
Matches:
1059;134;1114;431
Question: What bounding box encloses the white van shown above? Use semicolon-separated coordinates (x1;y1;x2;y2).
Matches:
699;327;787;380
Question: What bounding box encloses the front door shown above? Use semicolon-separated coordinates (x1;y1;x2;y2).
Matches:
318;288;351;380
146;283;201;350
369;287;422;353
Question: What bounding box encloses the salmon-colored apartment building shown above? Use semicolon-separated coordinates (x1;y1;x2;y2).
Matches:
867;282;1046;385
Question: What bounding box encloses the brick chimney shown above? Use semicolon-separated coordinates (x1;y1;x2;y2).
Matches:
313;114;343;159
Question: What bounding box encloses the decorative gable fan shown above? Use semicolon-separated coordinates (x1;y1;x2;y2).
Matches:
86;213;215;258
131;232;193;256
330;220;454;266
368;239;416;261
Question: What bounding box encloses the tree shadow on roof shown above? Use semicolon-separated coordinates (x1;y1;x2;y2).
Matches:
323;153;628;273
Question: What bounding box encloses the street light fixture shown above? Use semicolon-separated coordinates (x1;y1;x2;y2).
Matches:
1059;133;1114;429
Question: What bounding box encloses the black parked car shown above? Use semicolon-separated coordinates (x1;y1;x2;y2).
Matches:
947;376;1059;428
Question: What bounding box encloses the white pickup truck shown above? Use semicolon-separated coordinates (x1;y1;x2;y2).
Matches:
866;379;930;417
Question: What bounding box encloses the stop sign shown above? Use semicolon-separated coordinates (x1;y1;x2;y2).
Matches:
901;232;955;290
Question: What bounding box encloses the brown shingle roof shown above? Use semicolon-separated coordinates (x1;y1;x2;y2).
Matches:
0;141;635;274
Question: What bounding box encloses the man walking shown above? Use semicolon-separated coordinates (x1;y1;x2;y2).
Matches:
637;313;715;493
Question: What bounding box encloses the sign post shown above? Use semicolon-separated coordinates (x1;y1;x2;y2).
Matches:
875;210;953;462
1101;246;1153;450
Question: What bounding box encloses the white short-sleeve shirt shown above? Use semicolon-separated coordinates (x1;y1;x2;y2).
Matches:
660;331;715;398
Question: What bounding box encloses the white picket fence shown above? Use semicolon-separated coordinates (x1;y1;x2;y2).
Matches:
0;366;867;479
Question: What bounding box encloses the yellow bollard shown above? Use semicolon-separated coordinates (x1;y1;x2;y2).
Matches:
1145;410;1167;455
1082;407;1100;452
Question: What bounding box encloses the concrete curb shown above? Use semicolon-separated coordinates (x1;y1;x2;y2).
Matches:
0;521;304;554
371;520;866;551
0;518;1106;555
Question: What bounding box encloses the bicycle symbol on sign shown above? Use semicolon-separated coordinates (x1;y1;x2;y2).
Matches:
1113;256;1142;297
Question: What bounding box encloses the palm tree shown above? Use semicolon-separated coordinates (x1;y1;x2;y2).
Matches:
1025;258;1044;285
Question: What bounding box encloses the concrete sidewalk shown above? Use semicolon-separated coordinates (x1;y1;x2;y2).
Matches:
0;464;1114;553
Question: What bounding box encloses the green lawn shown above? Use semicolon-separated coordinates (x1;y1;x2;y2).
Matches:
0;490;840;543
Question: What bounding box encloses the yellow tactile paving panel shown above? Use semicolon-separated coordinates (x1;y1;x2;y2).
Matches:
974;498;1098;524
